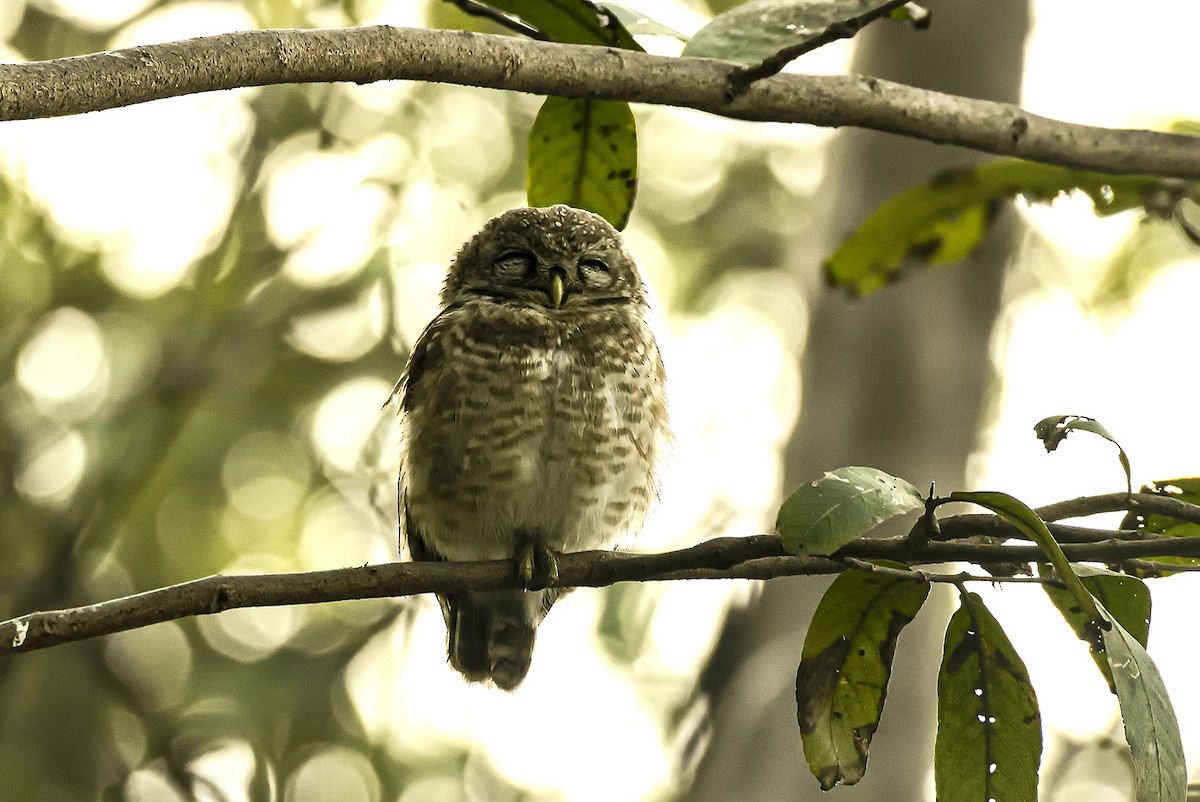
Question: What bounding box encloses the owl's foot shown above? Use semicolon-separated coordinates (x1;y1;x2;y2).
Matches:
515;536;560;591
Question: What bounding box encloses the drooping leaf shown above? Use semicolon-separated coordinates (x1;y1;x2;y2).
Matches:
1033;414;1131;493
951;490;1100;627
482;0;643;48
526;96;638;229
1098;604;1187;802
776;467;923;556
797;566;930;789
682;0;909;64
935;592;1041;802
1043;566;1151;691
825;160;1199;296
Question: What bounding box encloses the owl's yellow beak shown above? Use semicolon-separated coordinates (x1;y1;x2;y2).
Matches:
548;270;566;308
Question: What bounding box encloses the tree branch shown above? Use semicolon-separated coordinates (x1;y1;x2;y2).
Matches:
934;491;1200;542
2;26;1199;178
4;513;1200;657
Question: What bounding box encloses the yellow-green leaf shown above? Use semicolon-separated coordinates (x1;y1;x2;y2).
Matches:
527;97;638;229
826;161;1197;296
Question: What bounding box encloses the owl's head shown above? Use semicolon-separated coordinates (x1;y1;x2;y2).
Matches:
442;205;646;310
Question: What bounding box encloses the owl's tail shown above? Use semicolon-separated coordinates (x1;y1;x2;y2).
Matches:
446;589;551;691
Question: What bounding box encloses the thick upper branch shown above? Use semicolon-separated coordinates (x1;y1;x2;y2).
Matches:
1;26;1198;178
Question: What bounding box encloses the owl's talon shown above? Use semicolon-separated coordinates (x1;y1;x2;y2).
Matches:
516;538;560;591
540;547;561;588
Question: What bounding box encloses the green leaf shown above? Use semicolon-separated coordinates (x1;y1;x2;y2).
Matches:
602;3;689;40
683;0;908;63
825;160;1198;296
526;96;638;229
776;467;923;556
1044;566;1151;691
935;592;1041;802
482;0;643;48
1121;478;1200;539
797;566;930;789
951;490;1101;627
1098;604;1186;802
1120;478;1200;574
1033;414;1131;493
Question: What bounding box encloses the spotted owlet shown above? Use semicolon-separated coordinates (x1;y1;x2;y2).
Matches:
393;205;669;690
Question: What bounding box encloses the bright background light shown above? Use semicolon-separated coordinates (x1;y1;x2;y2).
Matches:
966;0;1200;789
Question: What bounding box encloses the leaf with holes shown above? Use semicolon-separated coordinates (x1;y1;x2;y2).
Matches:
935;592;1041;802
1100;603;1186;802
527;96;638;229
1044;566;1150;692
798;566;930;789
776;467;923;556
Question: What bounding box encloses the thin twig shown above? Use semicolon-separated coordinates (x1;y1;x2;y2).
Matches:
840;557;1058;586
1036;491;1200;525
1122;558;1200;574
445;0;547;40
934;491;1200;543
933;517;1144;543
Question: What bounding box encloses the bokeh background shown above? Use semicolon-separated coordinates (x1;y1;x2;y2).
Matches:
2;1;1199;801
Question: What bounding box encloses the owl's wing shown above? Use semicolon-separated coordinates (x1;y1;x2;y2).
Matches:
394;306;458;563
386;304;460;413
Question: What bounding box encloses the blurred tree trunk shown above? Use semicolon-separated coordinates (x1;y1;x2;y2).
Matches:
688;1;1029;799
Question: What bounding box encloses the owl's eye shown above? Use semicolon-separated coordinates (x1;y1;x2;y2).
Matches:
579;257;614;289
493;250;534;281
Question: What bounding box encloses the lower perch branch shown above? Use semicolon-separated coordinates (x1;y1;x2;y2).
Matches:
3;531;1199;656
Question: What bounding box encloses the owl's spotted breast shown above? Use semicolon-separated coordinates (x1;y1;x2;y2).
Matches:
402;297;666;562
